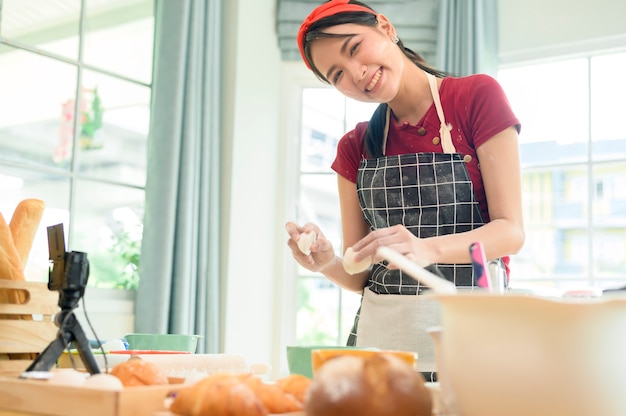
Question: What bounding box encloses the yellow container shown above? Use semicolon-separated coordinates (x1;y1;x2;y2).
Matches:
286;345;375;378
311;348;417;374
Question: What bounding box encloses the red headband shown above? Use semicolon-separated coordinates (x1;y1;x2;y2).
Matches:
297;0;376;69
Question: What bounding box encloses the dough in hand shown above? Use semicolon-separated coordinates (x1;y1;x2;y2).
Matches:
343;247;372;275
297;230;317;255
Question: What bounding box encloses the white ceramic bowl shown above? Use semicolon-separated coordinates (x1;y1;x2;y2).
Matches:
431;294;626;416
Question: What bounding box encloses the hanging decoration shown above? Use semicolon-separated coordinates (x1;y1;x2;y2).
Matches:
53;87;104;164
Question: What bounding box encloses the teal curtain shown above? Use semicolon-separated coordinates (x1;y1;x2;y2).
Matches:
436;0;499;76
135;0;223;353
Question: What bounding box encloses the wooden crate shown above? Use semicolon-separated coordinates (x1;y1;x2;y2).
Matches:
0;280;59;376
0;378;307;416
0;377;178;416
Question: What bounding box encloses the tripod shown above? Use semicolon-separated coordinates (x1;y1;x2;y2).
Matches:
24;224;101;375
25;283;100;374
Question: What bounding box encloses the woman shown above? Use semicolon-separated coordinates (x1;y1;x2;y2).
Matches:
285;0;525;377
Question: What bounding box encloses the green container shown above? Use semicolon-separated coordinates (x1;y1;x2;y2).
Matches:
124;333;202;353
286;345;374;378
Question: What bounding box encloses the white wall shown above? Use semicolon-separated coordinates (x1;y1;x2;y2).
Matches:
221;0;287;379
498;0;626;63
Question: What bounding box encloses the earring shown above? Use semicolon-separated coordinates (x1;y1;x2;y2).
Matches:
391;34;399;44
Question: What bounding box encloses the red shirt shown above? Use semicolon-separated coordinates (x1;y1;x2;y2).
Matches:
331;73;521;223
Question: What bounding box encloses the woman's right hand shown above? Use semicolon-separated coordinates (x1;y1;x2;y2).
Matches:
285;221;336;272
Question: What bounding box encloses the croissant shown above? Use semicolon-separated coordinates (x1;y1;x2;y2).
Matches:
170;373;268;416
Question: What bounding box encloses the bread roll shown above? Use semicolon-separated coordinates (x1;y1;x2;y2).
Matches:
275;373;311;403
110;356;169;387
242;374;303;413
9;198;45;269
170;373;268;416
305;353;432;416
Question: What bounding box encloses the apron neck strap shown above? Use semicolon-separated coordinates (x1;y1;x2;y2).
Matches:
425;72;456;154
382;105;391;155
382;72;457;155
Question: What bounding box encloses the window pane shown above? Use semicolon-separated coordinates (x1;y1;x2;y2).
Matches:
0;0;80;60
0;0;152;294
301;88;346;173
591;162;626;285
591;52;626;161
0;46;78;170
296;89;377;346
296;276;341;345
511;165;591;286
295;275;362;346
77;70;150;187
0;166;70;282
498;59;589;166
84;1;154;84
300;88;376;173
339;289;362;344
345;98;377;131
298;174;341;250
72;180;144;290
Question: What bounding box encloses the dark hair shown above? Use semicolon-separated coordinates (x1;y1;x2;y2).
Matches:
302;1;447;158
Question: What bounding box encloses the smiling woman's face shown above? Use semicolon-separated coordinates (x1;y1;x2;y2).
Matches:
309;17;405;104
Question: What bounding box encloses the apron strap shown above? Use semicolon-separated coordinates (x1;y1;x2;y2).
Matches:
426;72;456;154
382;105;391;155
382;73;456;155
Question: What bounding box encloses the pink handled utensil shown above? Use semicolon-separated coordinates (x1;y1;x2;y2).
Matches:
469;241;491;291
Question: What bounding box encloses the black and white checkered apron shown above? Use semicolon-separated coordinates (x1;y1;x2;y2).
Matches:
346;73;504;377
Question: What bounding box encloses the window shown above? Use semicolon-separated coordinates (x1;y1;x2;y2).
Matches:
294;87;376;345
0;0;154;290
498;51;626;290
292;50;626;345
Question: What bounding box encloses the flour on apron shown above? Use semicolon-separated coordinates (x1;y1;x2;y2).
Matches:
347;72;505;375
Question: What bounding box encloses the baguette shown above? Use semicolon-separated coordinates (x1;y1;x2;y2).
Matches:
1;206;40;360
9;198;45;270
0;212;26;282
0;212;28;324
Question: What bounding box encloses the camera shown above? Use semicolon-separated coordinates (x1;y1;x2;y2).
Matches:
47;224;89;294
48;251;89;292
